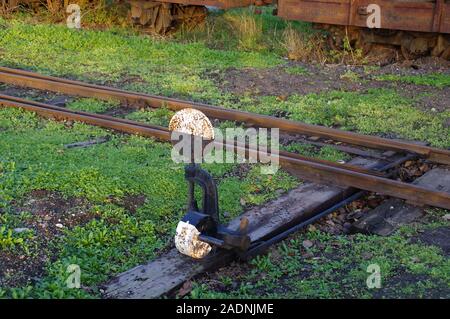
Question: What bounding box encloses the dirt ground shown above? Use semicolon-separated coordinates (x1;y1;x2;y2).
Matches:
213;57;450;112
0;190;96;287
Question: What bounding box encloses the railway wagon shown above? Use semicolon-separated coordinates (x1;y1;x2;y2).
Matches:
2;0;450;58
129;0;450;58
276;0;450;59
128;0;263;33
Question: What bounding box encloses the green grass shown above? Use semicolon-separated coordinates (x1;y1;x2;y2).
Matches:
66;98;119;113
285;66;310;76
283;143;350;163
0;107;298;298
0;17;279;101
377;74;450;89
190;209;450;299
175;7;315;55
243;90;450;148
0;13;449;299
340;70;361;82
125;107;175;127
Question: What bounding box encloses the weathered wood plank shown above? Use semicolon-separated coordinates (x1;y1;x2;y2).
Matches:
103;158;381;299
352;168;450;236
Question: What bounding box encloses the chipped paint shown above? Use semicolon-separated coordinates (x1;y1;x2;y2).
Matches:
175;221;212;259
169;108;214;140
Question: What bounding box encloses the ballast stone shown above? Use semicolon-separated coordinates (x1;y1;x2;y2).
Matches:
351;168;450;236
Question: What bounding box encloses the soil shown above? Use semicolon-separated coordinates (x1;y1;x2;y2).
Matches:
109;194;147;214
0;190;96;288
101;105;134;117
372;270;450;299
0;84;74;106
413;226;450;256
219;163;252;180
211;57;450;112
178;261;253;297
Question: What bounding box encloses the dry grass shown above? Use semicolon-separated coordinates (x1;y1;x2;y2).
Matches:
282;24;368;65
45;0;64;15
0;0;26;15
282;24;328;63
224;12;265;51
1;0;128;26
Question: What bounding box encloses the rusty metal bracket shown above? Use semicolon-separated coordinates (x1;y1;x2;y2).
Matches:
175;164;250;259
357;6;368;16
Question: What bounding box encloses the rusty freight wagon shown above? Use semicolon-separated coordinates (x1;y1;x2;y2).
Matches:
128;0;268;33
2;0;450;58
122;0;450;58
129;0;450;58
277;0;450;59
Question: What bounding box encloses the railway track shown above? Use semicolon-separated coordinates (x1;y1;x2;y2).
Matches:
1;67;449;298
0;68;450;208
0;66;449;165
0;92;449;209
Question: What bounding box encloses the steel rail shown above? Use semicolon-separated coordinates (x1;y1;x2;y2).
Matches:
1;94;450;209
1;66;449;165
243;154;417;259
0;93;384;177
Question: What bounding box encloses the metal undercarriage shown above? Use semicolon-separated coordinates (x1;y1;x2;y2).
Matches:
2;0;450;59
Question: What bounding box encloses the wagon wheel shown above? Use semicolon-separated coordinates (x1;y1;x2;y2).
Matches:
355;31;373;56
1;0;19;12
401;37;432;60
326;26;361;52
327;34;342;51
431;35;450;60
401;44;416;61
129;1;173;34
174;5;207;30
153;3;173;34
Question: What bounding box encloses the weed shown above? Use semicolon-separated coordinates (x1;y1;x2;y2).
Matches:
282;25;327;63
224;11;265;51
0;225;31;251
376;74;450;89
284;143;350;162
126;107;175;127
284;65;309;76
248;90;450;148
191;224;450;298
66;98;119;113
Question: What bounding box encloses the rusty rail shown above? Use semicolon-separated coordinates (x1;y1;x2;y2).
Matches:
1;66;449;165
1;93;449;210
0;93;384;177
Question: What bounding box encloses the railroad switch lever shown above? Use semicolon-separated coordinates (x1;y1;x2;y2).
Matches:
175;164;251;259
